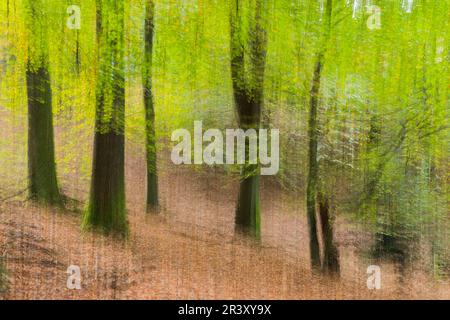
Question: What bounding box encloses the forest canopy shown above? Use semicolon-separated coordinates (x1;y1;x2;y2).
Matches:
0;0;448;298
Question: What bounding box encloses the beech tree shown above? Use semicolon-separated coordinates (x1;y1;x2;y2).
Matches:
230;0;268;240
83;0;127;235
143;0;159;212
306;0;339;273
25;0;62;206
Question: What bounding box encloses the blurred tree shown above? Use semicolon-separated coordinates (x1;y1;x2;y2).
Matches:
25;0;62;206
230;0;268;240
83;0;127;236
306;0;339;274
143;0;159;212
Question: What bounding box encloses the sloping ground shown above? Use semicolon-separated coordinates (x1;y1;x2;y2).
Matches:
0;144;448;299
0;200;337;299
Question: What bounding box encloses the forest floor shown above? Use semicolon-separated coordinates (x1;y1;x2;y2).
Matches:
0;142;449;299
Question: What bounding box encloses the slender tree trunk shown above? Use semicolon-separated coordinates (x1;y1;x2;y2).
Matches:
306;57;322;269
318;192;340;274
6;0;9;28
25;0;61;206
305;0;340;273
84;0;127;235
230;0;267;240
75;30;80;74
143;0;158;211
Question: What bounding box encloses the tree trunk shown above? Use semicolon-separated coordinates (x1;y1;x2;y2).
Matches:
26;64;61;205
75;30;80;74
306;58;322;269
87;127;126;234
318;192;340;274
230;0;267;240
305;0;340;273
235;163;261;238
84;0;127;235
143;0;158;211
25;0;61;206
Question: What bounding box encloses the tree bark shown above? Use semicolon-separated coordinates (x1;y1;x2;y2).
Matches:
230;0;267;240
306;58;322;269
84;0;127;235
25;0;61;206
305;0;340;273
143;0;158;211
26;64;61;205
318;192;340;274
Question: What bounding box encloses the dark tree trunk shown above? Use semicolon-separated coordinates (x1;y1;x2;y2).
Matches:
26;63;62;206
143;0;158;211
25;0;61;206
235;163;261;238
318;192;340;274
6;0;9;28
305;0;340;273
87;124;126;234
230;0;267;240
84;0;127;235
233;64;262;238
306;58;322;269
75;30;80;74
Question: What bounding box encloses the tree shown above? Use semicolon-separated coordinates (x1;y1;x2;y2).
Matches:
306;0;339;274
230;0;268;240
25;0;62;206
83;0;127;235
143;0;159;212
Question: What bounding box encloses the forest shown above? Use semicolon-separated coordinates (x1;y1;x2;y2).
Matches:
0;0;448;299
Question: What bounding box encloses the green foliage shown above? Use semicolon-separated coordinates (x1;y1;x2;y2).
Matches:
0;0;448;273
